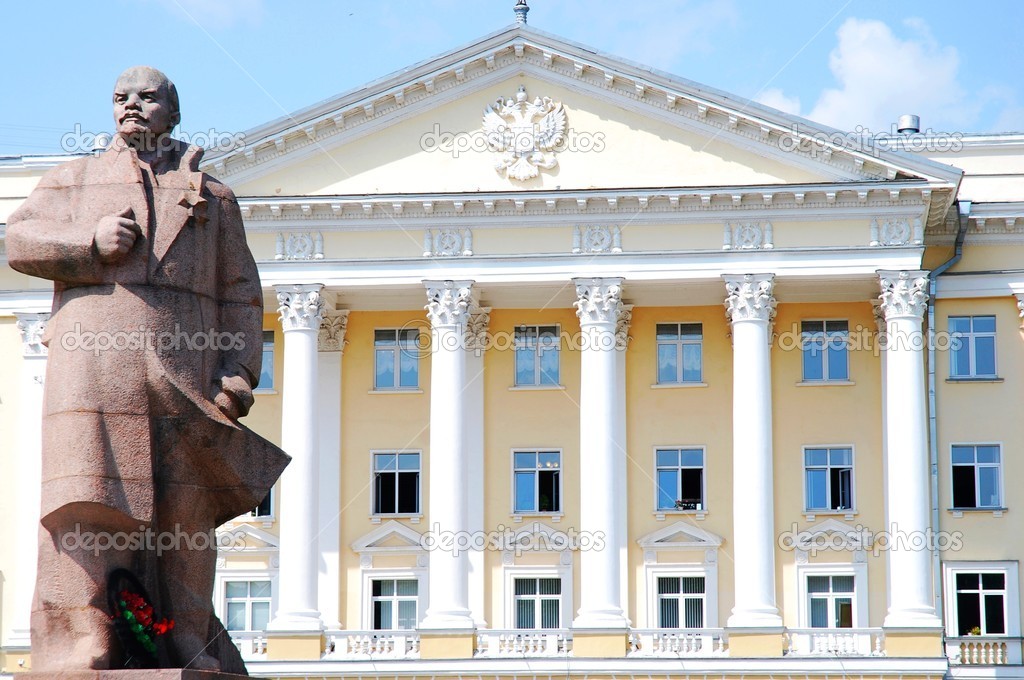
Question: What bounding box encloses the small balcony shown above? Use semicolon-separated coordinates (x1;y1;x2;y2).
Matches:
628;628;728;657
946;636;1023;666
475;629;572;657
324;630;421;659
784;628;885;657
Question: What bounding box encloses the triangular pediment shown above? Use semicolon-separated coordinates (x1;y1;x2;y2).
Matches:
351;520;426;554
637;521;723;550
788;518;868;551
204;25;961;209
216;523;279;553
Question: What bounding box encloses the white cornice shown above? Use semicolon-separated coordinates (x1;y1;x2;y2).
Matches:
237;183;940;232
0;288;53;315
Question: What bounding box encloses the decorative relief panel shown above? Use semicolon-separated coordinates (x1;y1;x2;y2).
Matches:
483;85;566;181
870;218;923;246
573;225;622;254
723;221;773;250
275;231;324;260
423;228;473;257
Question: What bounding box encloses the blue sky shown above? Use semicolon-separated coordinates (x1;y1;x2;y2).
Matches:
1;0;1021;156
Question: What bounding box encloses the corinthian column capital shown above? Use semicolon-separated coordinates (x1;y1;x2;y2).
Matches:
276;284;326;331
573;277;624;327
723;274;776;324
15;312;50;357
424;280;474;328
877;270;930;321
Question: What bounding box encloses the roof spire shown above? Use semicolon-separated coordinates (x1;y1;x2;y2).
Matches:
514;0;529;25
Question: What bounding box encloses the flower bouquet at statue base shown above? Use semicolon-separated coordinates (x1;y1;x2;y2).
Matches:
107;568;175;669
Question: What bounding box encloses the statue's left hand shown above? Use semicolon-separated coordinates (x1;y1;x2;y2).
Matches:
212;373;254;421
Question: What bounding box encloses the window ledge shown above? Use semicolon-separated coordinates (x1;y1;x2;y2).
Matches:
655;510;708;521
945;377;1004;383
650;382;708;389
948;507;1007;518
253;389;278;395
804;511;858;522
368;388;424;394
508;384;566;391
370;515;423;524
796;380;855;387
512;513;564;523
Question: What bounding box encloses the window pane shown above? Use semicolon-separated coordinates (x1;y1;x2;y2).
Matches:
679;323;702;338
680;449;703;467
515;452;537;469
658;578;681;595
949;317;971;333
835;598;853;628
373;600;391;630
807;576;830;593
375;349;395;388
830;449;853;466
977;446;1000;464
656;449;678;468
539;578;561;595
250;581;272;598
951;446;975;465
375;329;397;345
805;449;828;467
540;600;560;629
656;324;679;340
956;592;981;635
802;320;824;334
956;573;979;590
515;579;537;596
827;342;848;380
680;577;705;594
516;600;535;629
657;469;678;510
832;576;855;593
679;469;703;509
985;595;1006;634
539;344;559;385
659;598;679;628
657;343;678;383
683;598;704;628
952;465;977;508
515;471;536;512
973;316;996;333
806;469;828;509
975;336;996;375
538;451;559;468
803;344;824;380
538;470;559;512
396;580;418;596
398;453;419;470
809;597;828;628
951;343;970;377
259;343;274;388
978;466;1000;507
251;601;270;631
374;473;395;513
399;348;418;387
226;602;246;631
226;581;247;598
682;344;702;382
982;573;1005;590
825;320;848;333
516;347;535;385
397;600;417;629
396;471;419;513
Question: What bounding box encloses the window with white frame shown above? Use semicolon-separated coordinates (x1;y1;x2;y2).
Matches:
944;563;1020;637
952;444;1002;509
256;330;274;391
656;323;703;384
801;320;849;382
950;316;997;379
249;489;272;518
657;576;705;628
804;447;854;512
513;451;561;514
372;452;420;515
371;578;419;630
514;325;560;386
224;580;272;632
807;575;854;628
374;328;420;389
656;448;704;511
513;577;561;629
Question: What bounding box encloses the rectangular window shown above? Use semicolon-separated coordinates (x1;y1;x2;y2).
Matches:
804;447;854;511
513;451;561;513
656;323;703;384
374;328;420;389
950;316;997;378
224;580;272;632
371;579;418;630
257;330;275;390
952;445;1002;509
514;577;561;629
657;576;706;628
807;575;854;628
514;325;560;386
655;448;705;511
802;320;849;382
250;490;272;518
373;452;420;515
953;572;1006;636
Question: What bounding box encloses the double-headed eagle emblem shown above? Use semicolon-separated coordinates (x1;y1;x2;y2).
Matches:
483;85;567;181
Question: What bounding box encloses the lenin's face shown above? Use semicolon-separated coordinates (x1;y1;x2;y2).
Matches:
113;69;176;139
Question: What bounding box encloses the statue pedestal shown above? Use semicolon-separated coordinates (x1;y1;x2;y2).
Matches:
25;671;249;680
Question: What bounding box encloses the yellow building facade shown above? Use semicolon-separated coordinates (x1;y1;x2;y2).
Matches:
1;17;1023;680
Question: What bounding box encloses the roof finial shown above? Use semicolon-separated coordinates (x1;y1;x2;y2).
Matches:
514;0;529;25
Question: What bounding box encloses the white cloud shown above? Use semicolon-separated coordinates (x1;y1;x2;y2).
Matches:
756;88;801;116
806;18;970;133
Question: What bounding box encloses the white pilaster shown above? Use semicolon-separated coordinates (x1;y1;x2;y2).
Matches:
877;270;942;628
270;284;326;632
420;280;475;630
723;274;782;628
465;305;490;627
6;312;48;648
572;278;629;629
317;310;348;630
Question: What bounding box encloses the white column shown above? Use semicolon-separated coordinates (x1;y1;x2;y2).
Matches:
615;305;633;617
878;270;942;628
420;280;475;630
270;284;326;631
723;274;782;628
317;310;348;630
6;312;48;648
465;306;490;627
572;278;629;629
